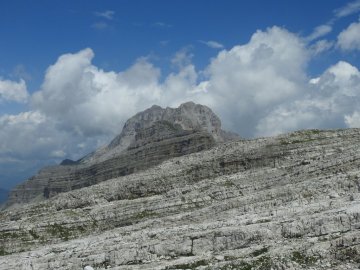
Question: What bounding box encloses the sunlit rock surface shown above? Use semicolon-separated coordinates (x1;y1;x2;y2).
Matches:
1;128;360;269
6;102;238;207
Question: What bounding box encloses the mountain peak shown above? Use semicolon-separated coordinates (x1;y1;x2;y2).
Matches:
6;102;239;206
84;102;238;164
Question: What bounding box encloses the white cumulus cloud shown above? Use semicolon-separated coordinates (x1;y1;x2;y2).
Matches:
2;25;360;188
0;111;51;158
195;26;309;137
257;61;360;136
0;78;28;103
338;20;360;50
31;47;201;140
33;48;158;137
345;111;360;127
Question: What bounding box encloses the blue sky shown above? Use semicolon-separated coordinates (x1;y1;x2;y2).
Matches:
1;0;360;189
2;0;359;90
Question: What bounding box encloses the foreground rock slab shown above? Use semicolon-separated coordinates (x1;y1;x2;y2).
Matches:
1;129;360;269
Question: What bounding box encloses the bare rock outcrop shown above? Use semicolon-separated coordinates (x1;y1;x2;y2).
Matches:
1;128;360;269
6;102;238;207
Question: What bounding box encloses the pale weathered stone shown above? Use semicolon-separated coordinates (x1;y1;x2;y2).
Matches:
6;102;238;207
1;109;360;269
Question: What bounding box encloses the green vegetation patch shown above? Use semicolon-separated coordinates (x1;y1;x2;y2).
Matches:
335;247;360;263
46;223;72;240
253;256;273;270
218;256;273;270
0;247;8;256
251;247;269;257
223;179;236;188
291;251;319;266
28;229;40;239
132;210;159;220
165;259;208;269
218;261;252;270
0;230;27;240
280;129;325;145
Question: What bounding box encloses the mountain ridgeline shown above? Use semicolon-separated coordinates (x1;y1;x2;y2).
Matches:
1;103;360;269
6;102;239;207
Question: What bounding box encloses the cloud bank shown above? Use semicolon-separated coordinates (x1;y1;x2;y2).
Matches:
1;24;360;188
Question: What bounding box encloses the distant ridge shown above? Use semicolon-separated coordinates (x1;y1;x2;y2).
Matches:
59;159;78;166
6;102;240;207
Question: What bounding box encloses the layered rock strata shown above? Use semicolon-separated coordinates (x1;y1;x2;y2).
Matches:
1;129;360;269
7;102;237;207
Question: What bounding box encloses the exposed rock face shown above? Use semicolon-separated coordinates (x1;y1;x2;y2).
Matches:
82;101;237;164
1;128;360;269
6;102;237;207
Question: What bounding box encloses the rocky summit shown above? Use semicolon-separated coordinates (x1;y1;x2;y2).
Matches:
1;106;360;270
6;102;238;207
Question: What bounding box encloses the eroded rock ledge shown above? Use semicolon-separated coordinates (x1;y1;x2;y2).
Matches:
6;102;238;207
1;129;360;269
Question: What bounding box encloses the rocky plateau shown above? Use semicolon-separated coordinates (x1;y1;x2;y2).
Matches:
1;103;360;270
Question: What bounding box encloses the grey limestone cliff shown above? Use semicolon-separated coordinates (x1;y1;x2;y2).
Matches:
6;102;238;207
1;128;360;269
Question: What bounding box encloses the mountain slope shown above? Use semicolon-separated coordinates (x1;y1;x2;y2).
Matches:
1;129;360;269
6;102;239;207
82;102;238;164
